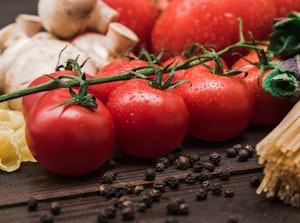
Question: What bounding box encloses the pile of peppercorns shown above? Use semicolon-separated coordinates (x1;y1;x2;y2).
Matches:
26;143;261;223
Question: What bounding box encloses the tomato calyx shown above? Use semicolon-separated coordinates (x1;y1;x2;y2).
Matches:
52;59;98;109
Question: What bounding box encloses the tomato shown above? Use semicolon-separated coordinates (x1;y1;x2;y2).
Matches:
151;0;276;60
106;78;189;158
175;65;255;142
25;88;115;176
22;70;101;118
152;0;172;12
233;50;296;126
271;0;300;17
103;0;159;54
94;59;151;104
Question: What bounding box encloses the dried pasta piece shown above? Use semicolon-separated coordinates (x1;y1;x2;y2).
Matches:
256;100;300;207
0;105;36;172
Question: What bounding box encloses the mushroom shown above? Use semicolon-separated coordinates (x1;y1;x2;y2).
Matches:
37;0;119;40
72;22;139;69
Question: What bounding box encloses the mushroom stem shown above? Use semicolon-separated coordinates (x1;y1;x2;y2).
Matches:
87;0;119;34
104;22;139;57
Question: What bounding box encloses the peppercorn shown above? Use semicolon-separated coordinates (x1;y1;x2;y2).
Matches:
49;202;61;215
123;184;135;194
238;148;250;162
219;169;231;181
203;161;215;172
99;184;117;198
104;206;117;219
196;187;208;200
166;153;176;164
153;181;166;193
197;170;212;182
104;158;116;170
175;155;190;170
40;212;54;223
166;197;189;215
102;171;116;184
250;176;261;187
192;160;204;172
136;202;147;212
139;192;153;208
165;177;180;189
184;173;197;184
27;197;38;211
232;143;243;151
244;144;255;158
97;211;109;223
201;180;212;191
209;152;222;166
227;215;239;223
116;188;127;198
144;168;156;181
121;206;135;221
148;189;162;201
224;188;235;197
118;196;133;209
188;154;201;166
226;147;238;158
155;162;166;172
157;156;171;168
211;182;223;195
133;185;145;195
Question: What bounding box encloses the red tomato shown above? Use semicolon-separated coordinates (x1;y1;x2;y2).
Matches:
272;0;300;17
151;0;276;59
233;51;296;126
25;88;115;176
106;78;189;158
103;0;159;54
152;0;172;12
22;71;101;118
175;66;255;142
94;59;151;104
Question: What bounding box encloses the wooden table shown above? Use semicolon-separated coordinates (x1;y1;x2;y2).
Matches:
1;1;300;223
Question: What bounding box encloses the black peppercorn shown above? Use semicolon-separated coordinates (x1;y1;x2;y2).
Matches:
121;207;135;221
188;154;201;166
165;177;180;189
232;143;243;151
155;162;166;172
203;161;215;172
227;215;239;223
226;147;238;158
104;158;116;170
166;197;189;215
196;187;208;200
148;189;162;201
238;148;249;162
99;184;117;198
27;197;38;211
197;170;212;182
136;202;147;212
144;168;156;181
175;156;190;170
139;192;153;208
209;152;222;166
219;169;230;181
250;176;261;187
192;160;204;172
133;185;145;194
40;212;54;223
211;182;223;195
157;156;171;168
49;202;61;215
244;144;255;158
224;187;235;197
153;181;166;193
102;171;116;184
184;173;197;184
104;206;117;219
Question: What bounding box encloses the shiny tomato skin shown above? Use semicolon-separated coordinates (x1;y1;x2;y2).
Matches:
272;0;300;17
175;67;255;142
106;78;189;158
22;71;100;118
25;88;115;176
233;53;296;125
151;0;276;58
94;59;150;104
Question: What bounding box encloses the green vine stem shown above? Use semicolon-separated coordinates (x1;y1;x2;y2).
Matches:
0;18;287;103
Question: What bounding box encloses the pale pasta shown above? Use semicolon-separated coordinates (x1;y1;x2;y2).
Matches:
0;102;36;172
256;100;300;207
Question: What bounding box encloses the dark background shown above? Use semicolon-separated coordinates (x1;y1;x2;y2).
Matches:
0;0;38;28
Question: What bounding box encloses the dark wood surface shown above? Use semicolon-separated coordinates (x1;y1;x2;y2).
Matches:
1;1;300;223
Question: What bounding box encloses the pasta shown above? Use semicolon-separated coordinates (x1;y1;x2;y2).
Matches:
256;100;300;207
0;102;36;172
